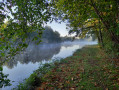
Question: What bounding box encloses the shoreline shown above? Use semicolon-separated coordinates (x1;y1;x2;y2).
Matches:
14;45;119;89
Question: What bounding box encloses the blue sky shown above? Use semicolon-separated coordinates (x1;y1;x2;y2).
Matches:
47;21;69;36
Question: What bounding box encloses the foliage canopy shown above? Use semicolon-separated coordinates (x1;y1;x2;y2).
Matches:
52;0;119;55
0;0;119;88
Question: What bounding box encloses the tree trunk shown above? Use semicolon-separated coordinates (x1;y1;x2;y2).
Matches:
99;20;104;47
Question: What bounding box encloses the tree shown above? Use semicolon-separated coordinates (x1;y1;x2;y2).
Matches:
42;26;61;43
51;0;119;55
0;0;52;87
0;0;119;87
0;0;52;61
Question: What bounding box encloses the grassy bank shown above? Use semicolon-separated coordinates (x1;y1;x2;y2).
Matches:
15;45;119;90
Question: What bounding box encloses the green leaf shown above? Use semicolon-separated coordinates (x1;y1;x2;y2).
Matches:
0;66;3;71
1;53;5;57
23;43;28;48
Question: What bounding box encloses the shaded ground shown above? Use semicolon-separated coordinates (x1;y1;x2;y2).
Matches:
35;45;119;89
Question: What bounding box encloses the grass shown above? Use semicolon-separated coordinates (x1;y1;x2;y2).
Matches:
15;45;119;90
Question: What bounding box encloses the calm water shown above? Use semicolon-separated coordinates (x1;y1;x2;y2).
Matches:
2;40;97;90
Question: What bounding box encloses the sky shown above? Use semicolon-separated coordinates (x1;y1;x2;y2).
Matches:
4;18;69;37
47;21;69;37
1;0;73;37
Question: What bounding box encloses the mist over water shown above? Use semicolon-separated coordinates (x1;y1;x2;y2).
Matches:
2;40;97;90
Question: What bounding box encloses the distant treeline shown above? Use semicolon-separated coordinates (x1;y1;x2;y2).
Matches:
28;25;73;43
28;25;96;44
42;26;61;43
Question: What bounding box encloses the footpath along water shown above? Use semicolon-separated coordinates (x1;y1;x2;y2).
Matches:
2;40;97;90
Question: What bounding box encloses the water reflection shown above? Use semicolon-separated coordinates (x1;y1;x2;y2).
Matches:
3;41;97;69
2;40;97;90
3;43;61;69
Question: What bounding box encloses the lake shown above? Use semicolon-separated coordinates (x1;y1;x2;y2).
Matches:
2;40;97;90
